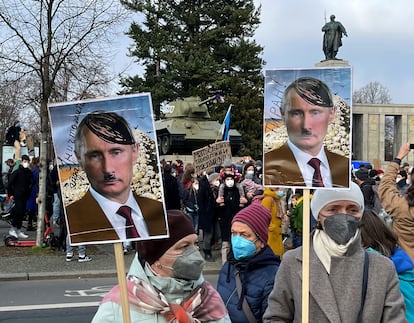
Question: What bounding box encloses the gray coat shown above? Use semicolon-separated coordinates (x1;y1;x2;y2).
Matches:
263;234;407;323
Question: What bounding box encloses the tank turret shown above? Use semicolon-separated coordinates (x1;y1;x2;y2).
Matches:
155;96;242;155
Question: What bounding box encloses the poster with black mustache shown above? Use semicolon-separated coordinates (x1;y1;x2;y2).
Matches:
48;93;168;246
263;67;352;189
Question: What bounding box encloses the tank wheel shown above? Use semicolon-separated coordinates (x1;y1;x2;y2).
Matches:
161;136;170;155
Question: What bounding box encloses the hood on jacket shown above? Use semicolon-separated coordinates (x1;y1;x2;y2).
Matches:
390;247;414;274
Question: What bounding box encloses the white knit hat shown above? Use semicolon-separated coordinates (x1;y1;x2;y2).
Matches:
311;182;364;219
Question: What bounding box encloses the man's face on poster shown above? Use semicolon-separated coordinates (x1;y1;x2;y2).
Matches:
282;89;336;156
77;127;138;204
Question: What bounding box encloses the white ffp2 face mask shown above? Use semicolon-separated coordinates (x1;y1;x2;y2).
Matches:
225;179;234;188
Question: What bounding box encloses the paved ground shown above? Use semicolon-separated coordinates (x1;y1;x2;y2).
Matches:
0;218;222;281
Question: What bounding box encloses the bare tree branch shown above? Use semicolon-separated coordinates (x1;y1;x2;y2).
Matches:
0;0;129;246
353;81;392;104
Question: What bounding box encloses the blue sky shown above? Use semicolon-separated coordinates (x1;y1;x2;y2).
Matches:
110;0;414;105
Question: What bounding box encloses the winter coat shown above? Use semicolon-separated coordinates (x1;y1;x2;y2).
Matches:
359;178;377;208
182;185;199;213
46;166;59;195
240;173;263;202
390;247;414;323
263;233;407;323
26;165;39;211
217;185;242;242
198;176;216;233
162;172;181;210
5;125;20;145
378;161;414;262
259;188;284;257
217;246;280;323
8;165;32;200
92;253;231;323
290;196;305;233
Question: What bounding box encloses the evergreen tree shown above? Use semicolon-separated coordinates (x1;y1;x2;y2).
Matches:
120;0;264;158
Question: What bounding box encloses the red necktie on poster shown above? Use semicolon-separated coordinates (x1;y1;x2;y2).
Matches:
308;158;325;187
117;206;140;239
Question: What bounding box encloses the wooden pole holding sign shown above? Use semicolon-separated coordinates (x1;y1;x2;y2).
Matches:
301;189;310;323
114;242;131;323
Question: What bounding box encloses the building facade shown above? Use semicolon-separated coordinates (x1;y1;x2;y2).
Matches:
353;103;414;170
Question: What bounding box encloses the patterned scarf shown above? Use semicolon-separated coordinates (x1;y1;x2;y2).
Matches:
101;275;228;322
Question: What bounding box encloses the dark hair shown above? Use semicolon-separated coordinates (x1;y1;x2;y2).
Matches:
181;165;195;185
75;111;135;155
163;163;172;174
31;157;40;165
405;184;414;207
243;162;256;174
281;77;333;114
294;189;304;196
369;169;378;178
359;208;397;257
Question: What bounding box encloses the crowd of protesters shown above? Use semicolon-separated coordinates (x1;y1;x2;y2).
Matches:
159;157;283;264
3;143;414;321
157;151;414;322
1;154;89;262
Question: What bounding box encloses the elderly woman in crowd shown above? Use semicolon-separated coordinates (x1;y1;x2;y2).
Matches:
263;182;406;322
93;210;231;322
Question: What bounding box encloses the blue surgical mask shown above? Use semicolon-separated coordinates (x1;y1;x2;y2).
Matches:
277;191;284;197
231;235;257;260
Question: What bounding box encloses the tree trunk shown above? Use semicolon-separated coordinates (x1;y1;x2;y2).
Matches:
36;100;50;247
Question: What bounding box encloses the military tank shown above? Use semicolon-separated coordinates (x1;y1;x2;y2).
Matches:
155;96;242;155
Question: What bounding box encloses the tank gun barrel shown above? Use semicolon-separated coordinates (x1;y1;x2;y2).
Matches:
198;95;222;106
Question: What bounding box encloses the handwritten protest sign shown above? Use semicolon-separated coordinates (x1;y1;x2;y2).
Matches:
192;141;232;174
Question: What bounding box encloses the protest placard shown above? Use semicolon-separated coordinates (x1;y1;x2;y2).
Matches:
192;141;232;174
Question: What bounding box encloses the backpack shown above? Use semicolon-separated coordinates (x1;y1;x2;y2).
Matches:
371;184;393;227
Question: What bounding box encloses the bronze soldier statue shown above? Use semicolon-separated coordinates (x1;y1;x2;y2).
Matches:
322;14;348;60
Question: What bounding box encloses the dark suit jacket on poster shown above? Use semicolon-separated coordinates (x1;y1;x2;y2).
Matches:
264;143;349;187
66;190;167;244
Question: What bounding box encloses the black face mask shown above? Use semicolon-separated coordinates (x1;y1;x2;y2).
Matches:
322;213;360;245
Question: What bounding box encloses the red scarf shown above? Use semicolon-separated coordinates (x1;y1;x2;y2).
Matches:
101;275;228;322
